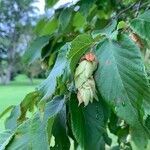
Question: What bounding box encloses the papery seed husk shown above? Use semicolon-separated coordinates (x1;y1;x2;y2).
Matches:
75;60;97;88
77;78;97;106
75;54;98;106
78;87;91;106
77;91;84;105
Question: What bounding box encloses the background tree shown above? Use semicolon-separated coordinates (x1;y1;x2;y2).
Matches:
0;0;39;84
0;0;150;150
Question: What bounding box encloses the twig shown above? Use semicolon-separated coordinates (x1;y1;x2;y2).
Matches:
114;3;137;19
140;1;150;9
113;1;149;20
135;1;141;17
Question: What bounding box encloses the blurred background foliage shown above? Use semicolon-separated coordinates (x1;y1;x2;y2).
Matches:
0;0;45;85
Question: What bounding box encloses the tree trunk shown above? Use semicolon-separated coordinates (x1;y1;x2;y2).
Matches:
5;65;13;84
0;65;13;85
0;28;20;85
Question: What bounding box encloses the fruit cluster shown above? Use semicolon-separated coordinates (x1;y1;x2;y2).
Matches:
74;52;98;106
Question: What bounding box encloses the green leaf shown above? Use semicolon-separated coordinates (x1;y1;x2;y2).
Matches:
23;36;50;64
0;105;14;119
44;96;65;144
40;18;58;36
6;114;50;150
18;91;40;123
108;111;121;135
70;94;108;150
108;111;129;146
34;18;47;35
117;21;127;30
145;115;150;130
47;117;55;145
67;34;94;73
73;12;87;30
5;106;20;130
46;0;59;8
44;96;65;121
38;44;70;100
92;20;117;38
51;105;70;150
41;96;66;145
130;10;150;41
59;7;72;31
4;96;65;150
0;130;15;150
94;34;150;149
79;0;96;17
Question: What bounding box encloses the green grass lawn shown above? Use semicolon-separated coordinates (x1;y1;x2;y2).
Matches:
0;74;43;131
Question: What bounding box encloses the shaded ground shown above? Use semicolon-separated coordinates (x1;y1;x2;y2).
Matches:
0;74;43;130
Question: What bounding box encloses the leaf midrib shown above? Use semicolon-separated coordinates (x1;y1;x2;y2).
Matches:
108;40;139;123
68;38;93;60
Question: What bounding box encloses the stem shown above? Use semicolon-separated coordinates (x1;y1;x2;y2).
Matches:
114;3;137;19
135;1;141;17
112;1;149;21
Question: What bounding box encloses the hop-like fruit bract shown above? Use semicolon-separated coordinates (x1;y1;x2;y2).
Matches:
77;77;98;106
75;60;97;88
74;53;98;106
